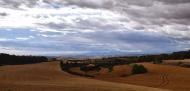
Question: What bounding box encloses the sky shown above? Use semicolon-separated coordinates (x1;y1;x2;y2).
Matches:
0;0;190;56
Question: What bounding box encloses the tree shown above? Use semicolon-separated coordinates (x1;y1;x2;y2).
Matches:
153;59;163;64
60;61;64;70
0;53;48;66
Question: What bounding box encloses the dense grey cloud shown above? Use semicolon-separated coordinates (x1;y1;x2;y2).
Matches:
157;0;190;4
60;0;190;32
63;0;115;9
0;0;36;8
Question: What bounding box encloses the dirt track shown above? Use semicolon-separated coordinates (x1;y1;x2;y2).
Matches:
0;61;167;91
158;74;169;87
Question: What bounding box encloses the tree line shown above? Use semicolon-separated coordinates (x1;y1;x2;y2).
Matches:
137;50;190;62
105;50;190;63
0;53;48;66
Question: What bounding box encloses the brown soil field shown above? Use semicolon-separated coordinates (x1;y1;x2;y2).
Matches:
0;61;167;91
92;63;190;91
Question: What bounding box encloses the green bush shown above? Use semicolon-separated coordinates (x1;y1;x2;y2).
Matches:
153;59;163;64
132;64;148;74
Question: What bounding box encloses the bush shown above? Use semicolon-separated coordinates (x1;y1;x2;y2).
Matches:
96;64;114;72
108;66;113;72
132;64;148;74
153;59;163;64
80;65;101;72
177;61;182;66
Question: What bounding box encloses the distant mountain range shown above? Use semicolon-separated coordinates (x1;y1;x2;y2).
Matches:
57;50;190;60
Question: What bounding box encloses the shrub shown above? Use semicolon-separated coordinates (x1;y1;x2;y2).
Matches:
80;65;101;72
96;64;114;72
108;66;113;72
177;61;182;66
132;64;148;74
153;59;163;64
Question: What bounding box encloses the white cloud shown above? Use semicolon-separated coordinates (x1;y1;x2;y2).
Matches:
0;38;11;41
16;37;31;40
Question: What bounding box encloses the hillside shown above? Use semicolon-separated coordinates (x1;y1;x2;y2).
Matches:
0;61;167;91
94;63;190;91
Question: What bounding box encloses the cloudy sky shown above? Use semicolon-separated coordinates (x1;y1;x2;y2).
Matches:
0;0;190;56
